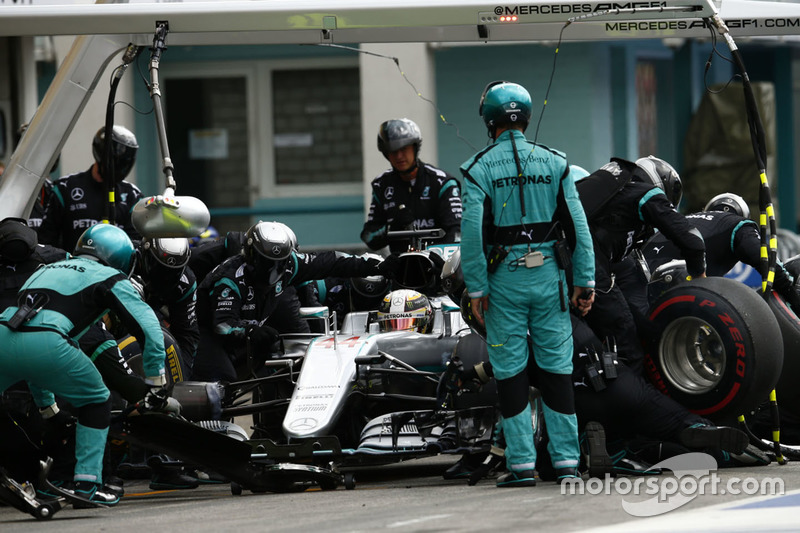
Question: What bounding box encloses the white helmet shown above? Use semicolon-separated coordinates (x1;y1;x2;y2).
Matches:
704;193;750;219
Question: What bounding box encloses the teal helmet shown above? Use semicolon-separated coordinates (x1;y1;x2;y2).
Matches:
569;164;591;182
74;224;136;275
479;81;532;136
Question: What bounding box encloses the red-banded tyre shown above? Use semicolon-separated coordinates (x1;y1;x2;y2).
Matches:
644;277;783;425
765;291;800;416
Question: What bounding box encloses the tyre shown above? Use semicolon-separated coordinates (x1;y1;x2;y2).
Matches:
765;292;800;417
644;277;783;424
120;327;190;384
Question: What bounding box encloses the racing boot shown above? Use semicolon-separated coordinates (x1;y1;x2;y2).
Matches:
103;475;125;499
72;480;120;508
715;444;772;468
555;467;580;484
608;450;662;476
583;421;614;478
443;452;488;480
678;423;749;454
496;468;536;487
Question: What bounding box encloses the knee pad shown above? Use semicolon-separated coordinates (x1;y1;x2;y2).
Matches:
536;369;575;415
496;371;530;419
77;397;111;430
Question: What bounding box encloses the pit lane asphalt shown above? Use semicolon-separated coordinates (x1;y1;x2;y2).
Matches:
2;456;799;532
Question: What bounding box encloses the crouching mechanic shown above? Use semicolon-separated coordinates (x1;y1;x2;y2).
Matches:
192;221;396;382
460;81;595;487
449;310;750;479
0;224;168;505
578;156;706;374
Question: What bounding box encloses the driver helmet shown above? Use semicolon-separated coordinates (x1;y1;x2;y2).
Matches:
635;155;682;207
704;193;750;219
376;289;433;333
440;248;465;302
479;81;532;136
377;118;422;159
140;237;190;277
74;223;136;275
92;125;138;183
244;221;295;287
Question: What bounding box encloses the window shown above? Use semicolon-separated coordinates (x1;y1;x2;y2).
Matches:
161;56;362;206
272;67;362;186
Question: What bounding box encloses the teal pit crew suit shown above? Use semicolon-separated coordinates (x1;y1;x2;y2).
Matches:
461;130;595;479
0;251;166;486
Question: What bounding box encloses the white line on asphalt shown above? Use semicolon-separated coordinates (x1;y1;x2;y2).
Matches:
520;496;559;504
387;513;453;528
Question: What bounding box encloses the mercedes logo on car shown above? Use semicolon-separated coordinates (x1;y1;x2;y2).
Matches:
289;417;318;431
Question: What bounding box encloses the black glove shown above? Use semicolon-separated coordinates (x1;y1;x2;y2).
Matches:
41;408;76;448
372;253;401;279
248;325;281;362
143;387;181;415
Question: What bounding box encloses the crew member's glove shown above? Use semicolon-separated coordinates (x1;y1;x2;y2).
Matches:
143;387;182;415
40;404;76;448
247;324;281;362
368;253;401;279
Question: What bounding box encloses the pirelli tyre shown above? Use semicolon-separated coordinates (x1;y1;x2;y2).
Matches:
644;277;783;424
764;291;800;417
120;327;190;384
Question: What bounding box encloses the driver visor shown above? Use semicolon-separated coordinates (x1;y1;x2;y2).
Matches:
378;317;425;332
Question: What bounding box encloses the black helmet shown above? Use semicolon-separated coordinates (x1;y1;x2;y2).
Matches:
440;248;465;302
704;193;750;219
244;221;295;287
635;156;682;206
377;118;422;158
92;125;138;182
376;289;432;333
74;223;136;275
0;217;37;262
141;237;190;276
